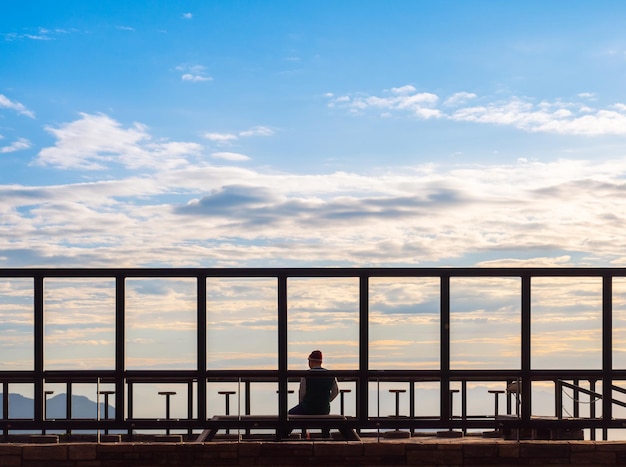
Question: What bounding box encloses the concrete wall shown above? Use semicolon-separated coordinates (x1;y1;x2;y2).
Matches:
1;439;626;466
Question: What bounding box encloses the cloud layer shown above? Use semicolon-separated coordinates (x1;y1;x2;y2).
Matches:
1;109;626;268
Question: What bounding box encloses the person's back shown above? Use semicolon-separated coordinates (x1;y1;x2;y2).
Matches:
301;367;334;414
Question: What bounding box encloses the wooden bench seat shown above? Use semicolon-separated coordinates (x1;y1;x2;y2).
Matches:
196;414;361;441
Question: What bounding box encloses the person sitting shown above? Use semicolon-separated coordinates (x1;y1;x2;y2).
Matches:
283;350;339;438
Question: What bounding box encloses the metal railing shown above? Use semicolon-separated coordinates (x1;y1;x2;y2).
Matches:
1;267;626;439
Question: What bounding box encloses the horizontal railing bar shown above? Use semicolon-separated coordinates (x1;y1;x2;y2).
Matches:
1;266;626;278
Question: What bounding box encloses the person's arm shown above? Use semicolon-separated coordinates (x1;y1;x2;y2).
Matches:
329;378;339;402
298;377;306;402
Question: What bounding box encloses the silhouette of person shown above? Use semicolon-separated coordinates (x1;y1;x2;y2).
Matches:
282;350;339;438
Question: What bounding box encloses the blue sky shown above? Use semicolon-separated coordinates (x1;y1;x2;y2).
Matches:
2;1;626;268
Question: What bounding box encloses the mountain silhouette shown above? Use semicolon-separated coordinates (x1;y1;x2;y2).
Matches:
1;393;115;419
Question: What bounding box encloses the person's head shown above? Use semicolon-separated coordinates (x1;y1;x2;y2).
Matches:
308;349;323;368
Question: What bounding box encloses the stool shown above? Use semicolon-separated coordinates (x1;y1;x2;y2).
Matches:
388;389;406;417
384;389;410;439
218;391;236;434
43;390;54;435
339;389;351;416
158;391;176;435
99;390;115;434
488;390;505;417
275;389;295;400
437;389;462;438
218;391;236;415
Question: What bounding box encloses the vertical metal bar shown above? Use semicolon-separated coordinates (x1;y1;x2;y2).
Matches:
573;379;579;418
115;276;126;424
277;275;288;429
245;381;251;415
187;381;193;435
521;274;532;421
440;274;450;424
590;379;596;441
197;275;207;422
461;380;467;434
127;383;133;417
34;275;44;425
3;381;9;438
66;382;72;434
555;380;562;419
358;275;369;425
2;382;8;418
602;274;612;440
409;380;415;435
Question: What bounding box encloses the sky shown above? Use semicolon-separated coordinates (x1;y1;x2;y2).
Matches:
2;0;626;268
3;1;626;429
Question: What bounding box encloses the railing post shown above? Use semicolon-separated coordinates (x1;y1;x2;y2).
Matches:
2;382;9;438
115;276;126;426
358;275;369;428
521;274;532;421
277;274;288;438
602;274;613;440
34;275;45;427
440;274;451;425
66;382;72;435
555;380;562;420
197;275;207;423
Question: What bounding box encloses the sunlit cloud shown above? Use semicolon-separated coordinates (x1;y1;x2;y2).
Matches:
211;151;250;161
0;113;625;270
328;87;626;135
34;113;202;170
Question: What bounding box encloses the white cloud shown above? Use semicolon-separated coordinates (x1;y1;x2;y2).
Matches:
390;85;417;95
239;126;274;137
203;132;238;142
182;73;212;82
0;137;31;153
2;27;75;42
0;94;35;118
329;87;626;135
182;12;192;19
177;64;212;82
203;126;273;143
444;92;477;106
211;151;250;161
331;89;441;118
34;113;202;170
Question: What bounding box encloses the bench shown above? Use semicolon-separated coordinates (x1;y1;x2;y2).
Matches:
196;414;361;441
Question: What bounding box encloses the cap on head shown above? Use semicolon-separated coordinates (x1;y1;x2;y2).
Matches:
308;350;323;362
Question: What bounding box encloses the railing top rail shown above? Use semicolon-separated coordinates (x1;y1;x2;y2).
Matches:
1;266;626;278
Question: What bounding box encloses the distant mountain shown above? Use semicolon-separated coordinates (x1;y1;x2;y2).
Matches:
1;393;115;419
